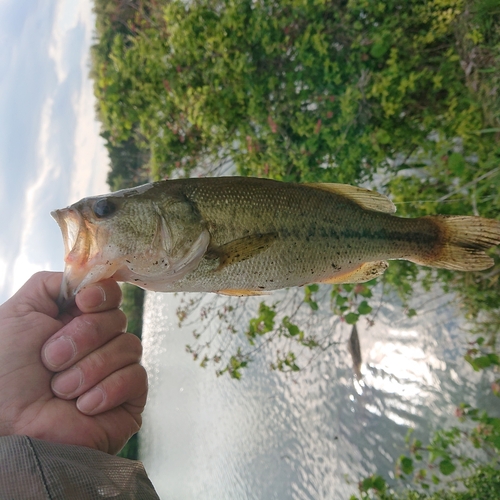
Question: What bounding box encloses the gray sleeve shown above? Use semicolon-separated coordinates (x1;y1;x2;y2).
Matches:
0;435;160;500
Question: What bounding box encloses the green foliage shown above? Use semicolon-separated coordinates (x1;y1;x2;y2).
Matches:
91;0;499;185
352;401;500;499
117;432;139;460
216;347;250;379
330;281;378;326
116;282;145;459
120;283;145;339
245;302;276;345
352;464;500;500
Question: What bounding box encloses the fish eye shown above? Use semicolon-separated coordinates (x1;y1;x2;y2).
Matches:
93;198;116;218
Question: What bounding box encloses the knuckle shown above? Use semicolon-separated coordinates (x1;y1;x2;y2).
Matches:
76;314;100;339
123;333;143;358
120;312;128;332
113;309;128;332
86;349;108;373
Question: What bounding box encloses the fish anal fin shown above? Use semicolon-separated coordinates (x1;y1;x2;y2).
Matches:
208;233;278;270
217;289;269;296
307;183;396;214
319;260;389;284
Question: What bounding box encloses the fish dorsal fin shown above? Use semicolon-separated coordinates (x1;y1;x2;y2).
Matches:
205;233;278;270
307;183;396;214
318;260;389;284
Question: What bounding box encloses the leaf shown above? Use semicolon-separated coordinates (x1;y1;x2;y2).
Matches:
371;475;386;491
400;456;414;475
489;353;500;366
448;152;465;175
473;356;492;370
370;41;389;59
336;295;348;306
375;128;391;144
491;435;500;449
283;317;301;336
358;300;372;315
407;308;417;318
360;476;375;492
439;459;456;476
345;312;359;324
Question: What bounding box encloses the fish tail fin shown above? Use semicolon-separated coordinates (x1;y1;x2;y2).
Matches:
411;216;500;271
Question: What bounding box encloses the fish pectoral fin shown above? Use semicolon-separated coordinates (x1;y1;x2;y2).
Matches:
319;260;389;284
207;232;278;271
217;289;269;296
307;183;396;214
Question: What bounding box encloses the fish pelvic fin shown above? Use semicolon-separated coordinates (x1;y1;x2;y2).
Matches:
318;261;389;284
307;183;396;214
412;215;500;271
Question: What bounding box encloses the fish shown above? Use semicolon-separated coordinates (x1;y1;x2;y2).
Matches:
51;176;500;301
347;324;362;380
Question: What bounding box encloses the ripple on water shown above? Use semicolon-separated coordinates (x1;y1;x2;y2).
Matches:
140;286;491;499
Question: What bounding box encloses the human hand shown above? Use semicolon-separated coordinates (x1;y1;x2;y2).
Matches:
0;271;147;455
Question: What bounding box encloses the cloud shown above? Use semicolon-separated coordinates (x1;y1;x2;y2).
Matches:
0;0;110;304
0;0;58;302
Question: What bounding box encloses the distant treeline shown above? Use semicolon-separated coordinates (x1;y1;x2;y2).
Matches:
91;0;153;191
91;0;499;190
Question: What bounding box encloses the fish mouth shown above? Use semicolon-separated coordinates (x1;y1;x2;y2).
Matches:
52;207;104;302
51;208;86;261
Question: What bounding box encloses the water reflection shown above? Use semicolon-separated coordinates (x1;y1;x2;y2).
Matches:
140;285;491;499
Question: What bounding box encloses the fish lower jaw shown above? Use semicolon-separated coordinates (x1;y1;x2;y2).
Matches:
61;261;121;298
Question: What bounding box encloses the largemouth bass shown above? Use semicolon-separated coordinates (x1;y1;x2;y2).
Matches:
51;177;500;301
347;324;362;381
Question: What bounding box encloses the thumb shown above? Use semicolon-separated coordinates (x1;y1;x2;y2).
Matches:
6;272;63;319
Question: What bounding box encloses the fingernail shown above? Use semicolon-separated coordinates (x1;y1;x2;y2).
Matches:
77;387;105;414
82;285;106;309
44;336;77;368
52;367;83;396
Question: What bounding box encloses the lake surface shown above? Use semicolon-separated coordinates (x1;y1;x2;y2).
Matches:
139;284;493;499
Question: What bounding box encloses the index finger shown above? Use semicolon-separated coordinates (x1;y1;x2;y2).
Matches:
75;279;122;314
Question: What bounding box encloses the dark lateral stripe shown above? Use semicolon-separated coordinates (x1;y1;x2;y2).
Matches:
280;227;438;245
337;228;438;245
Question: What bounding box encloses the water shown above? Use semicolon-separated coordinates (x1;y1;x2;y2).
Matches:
139;285;493;499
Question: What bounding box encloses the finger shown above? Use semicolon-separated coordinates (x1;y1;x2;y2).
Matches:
75;279;122;314
51;333;142;399
42;309;128;371
76;363;148;416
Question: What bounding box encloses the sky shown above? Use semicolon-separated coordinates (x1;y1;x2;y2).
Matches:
0;0;110;304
